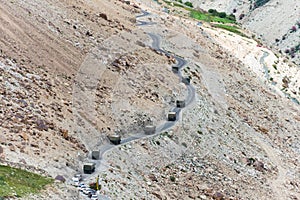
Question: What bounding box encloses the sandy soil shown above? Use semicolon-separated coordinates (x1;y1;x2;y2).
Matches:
0;0;138;193
203;25;300;103
0;0;299;199
190;0;300;64
75;1;300;199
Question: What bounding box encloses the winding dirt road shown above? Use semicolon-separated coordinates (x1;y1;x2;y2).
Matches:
96;10;196;163
76;10;196;185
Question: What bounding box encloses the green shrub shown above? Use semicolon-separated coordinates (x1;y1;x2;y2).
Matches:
169;176;176;182
190;10;211;22
218;12;226;18
208;9;217;14
228;14;236;21
254;0;270;8
192;9;236;23
184;2;193;8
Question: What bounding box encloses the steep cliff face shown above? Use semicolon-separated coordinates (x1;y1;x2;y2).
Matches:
190;0;300;64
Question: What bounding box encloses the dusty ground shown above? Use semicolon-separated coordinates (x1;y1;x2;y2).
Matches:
72;28;184;151
190;0;300;64
0;0;139;195
0;0;300;199
86;4;300;199
203;25;300;105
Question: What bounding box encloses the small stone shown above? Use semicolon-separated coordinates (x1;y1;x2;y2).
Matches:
99;13;108;21
30;143;39;148
148;174;158;182
152;192;162;200
9;145;15;152
213;192;224;200
253;160;265;172
19;158;26;164
258;126;268;134
199;195;207;200
21;133;29;141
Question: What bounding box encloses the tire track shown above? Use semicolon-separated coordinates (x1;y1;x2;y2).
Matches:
251;133;288;200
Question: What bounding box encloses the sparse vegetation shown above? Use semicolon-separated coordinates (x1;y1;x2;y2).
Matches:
190;9;236;24
181;142;187;148
212;24;248;38
239;13;245;20
0;165;53;198
253;0;270;9
295;43;300;52
284;43;300;58
291;26;297;32
161;131;173;138
169;176;176;182
208;9;227;18
184;1;193;8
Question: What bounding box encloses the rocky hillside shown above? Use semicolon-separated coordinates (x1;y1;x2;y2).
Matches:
0;0;300;199
190;0;300;65
0;0;137;184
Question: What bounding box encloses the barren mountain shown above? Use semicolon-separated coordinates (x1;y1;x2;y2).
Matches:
0;0;137;187
190;0;300;64
0;0;299;200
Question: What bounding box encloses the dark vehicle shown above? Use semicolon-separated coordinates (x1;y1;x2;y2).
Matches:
83;163;95;174
91;151;100;160
182;77;190;85
108;134;121;145
176;100;185;108
172;66;179;73
167;112;177;121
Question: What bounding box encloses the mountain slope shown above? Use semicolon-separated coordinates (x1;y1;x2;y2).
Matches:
0;0;300;199
190;0;300;64
0;0;136;195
